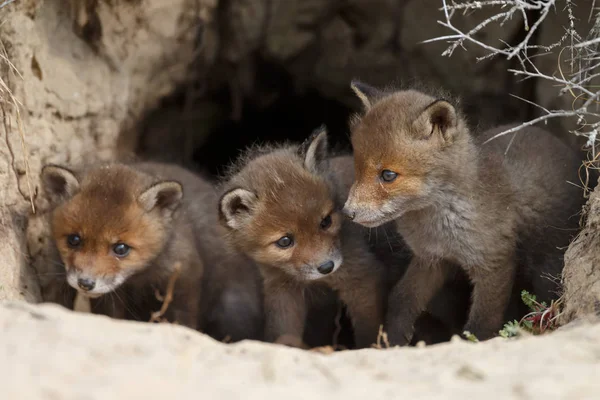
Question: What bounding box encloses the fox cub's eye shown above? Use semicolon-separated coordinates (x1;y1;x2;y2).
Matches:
381;170;398;183
320;215;332;230
67;234;82;248
112;243;131;257
275;236;294;249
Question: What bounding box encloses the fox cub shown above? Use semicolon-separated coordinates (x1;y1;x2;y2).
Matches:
327;152;472;346
343;82;585;344
218;128;386;349
40;161;263;342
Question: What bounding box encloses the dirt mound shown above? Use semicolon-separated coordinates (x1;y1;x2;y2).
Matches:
0;0;207;301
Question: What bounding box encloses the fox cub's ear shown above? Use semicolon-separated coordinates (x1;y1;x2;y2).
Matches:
219;188;258;230
138;181;183;217
41;165;80;204
299;125;329;174
416;99;458;141
350;80;385;112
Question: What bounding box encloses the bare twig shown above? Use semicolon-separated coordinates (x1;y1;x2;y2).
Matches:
373;325;391;349
0;0;16;9
428;0;600;185
149;262;182;323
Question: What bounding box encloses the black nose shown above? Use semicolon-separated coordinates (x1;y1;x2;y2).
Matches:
342;208;355;220
317;260;335;275
77;278;95;291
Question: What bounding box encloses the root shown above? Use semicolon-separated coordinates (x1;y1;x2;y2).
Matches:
73;292;92;313
332;299;343;348
149;262;182;323
0;40;36;213
372;325;390;349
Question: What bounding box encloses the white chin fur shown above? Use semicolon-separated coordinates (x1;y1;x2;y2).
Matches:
301;271;329;281
66;272;128;297
78;291;104;299
354;216;391;228
355;210;401;228
354;219;385;228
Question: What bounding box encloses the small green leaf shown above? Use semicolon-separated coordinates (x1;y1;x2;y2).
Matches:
499;320;521;338
463;331;479;342
520;290;546;311
522;319;534;330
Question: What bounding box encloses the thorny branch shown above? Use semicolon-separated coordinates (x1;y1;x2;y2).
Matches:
427;0;600;191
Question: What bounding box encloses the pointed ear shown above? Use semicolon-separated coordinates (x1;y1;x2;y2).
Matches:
41;165;80;204
299;126;329;174
138;181;183;216
219;188;257;230
416;99;458;140
350;80;384;111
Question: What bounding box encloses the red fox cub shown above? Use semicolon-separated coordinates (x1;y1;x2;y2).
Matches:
40;161;263;342
343;81;585;344
218;128;386;349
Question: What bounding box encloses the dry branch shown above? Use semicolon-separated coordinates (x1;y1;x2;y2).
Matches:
149;262;182;323
373;325;390;349
428;0;600;164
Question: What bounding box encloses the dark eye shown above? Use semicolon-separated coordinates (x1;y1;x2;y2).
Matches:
275;236;294;249
320;215;332;230
112;243;131;257
381;170;398;182
67;234;82;248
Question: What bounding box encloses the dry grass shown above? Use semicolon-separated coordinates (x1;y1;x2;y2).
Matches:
0;37;36;213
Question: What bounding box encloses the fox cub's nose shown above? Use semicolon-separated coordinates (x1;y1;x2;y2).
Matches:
317;260;335;275
341;207;356;220
77;278;96;291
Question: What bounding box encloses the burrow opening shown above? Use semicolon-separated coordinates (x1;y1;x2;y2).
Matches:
136;61;355;179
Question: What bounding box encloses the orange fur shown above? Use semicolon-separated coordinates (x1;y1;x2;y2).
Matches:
41;162;265;341
52;192;166;279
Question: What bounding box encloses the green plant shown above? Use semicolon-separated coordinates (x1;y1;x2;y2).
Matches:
462;330;479;343
499;320;521;338
499;290;562;338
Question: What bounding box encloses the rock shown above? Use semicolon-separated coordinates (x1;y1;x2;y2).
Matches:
220;0;268;63
208;0;533;127
263;0;335;62
1;301;600;399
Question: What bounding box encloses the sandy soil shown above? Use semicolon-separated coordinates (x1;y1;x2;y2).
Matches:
1;301;599;400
